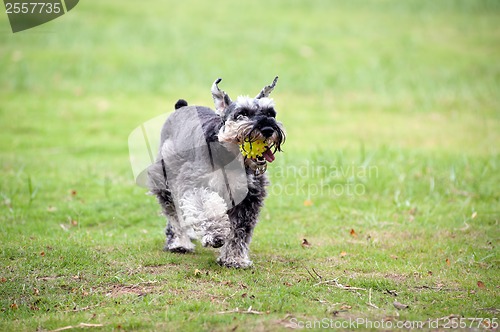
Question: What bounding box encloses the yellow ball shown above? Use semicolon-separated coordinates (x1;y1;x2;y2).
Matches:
239;139;267;159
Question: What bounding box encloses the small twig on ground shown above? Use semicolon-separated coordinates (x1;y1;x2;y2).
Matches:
50;323;104;332
385;289;398;296
311;268;323;280
222;290;239;303
313;279;336;286
305;267;317;280
314;298;343;306
366;288;379;309
314;298;349;314
313;278;367;291
63;304;100;313
217;306;265;315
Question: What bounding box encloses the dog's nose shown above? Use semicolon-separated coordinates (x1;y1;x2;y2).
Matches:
261;126;274;138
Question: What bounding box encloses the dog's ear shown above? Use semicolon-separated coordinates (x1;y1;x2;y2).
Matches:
211;78;232;114
255;76;278;99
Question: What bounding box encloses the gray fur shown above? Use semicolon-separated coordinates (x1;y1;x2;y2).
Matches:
255;76;279;99
148;78;285;268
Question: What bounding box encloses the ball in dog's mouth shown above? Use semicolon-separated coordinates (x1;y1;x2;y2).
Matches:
239;139;275;163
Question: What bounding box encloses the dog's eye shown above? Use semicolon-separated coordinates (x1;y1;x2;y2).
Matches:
236;109;250;119
266;108;276;118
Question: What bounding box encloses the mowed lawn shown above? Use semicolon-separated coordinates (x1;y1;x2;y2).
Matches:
0;1;499;331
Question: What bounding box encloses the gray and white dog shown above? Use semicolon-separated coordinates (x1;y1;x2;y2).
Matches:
147;77;285;268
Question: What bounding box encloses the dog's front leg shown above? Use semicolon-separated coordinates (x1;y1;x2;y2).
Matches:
217;226;254;268
217;196;262;268
179;188;230;248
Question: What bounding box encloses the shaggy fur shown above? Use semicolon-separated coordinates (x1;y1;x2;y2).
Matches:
147;77;285;268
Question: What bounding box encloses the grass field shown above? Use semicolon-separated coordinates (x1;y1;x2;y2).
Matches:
1;0;499;331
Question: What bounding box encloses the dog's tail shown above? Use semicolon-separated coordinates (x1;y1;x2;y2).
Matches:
175;99;188;109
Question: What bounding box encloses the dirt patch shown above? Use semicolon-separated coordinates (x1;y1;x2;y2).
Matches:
383;273;407;283
341;271;408;284
36;276;63;281
105;283;160;297
141;264;181;275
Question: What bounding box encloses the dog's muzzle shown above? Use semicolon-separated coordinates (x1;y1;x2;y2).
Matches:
240;136;279;176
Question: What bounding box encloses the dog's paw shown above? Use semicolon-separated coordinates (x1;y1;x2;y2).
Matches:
216;256;253;269
164;237;195;253
202;234;225;249
163;245;194;254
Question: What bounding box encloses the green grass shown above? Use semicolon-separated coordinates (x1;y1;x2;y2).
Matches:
1;0;499;331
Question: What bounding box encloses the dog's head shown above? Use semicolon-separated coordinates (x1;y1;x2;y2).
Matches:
213;77;285;173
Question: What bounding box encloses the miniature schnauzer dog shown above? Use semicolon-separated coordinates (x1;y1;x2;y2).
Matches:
147;77;285;268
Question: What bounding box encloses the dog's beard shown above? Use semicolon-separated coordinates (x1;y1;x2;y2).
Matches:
218;119;286;163
218;119;254;144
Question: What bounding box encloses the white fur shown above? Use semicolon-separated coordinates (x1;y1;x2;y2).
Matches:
235;96;275;110
218;118;256;144
179;188;230;247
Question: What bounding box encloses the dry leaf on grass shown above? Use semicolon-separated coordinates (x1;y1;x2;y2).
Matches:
47;206;57;212
217;306;266;315
350;229;357;237
393;301;409;310
50;323;104;332
301;238;311;248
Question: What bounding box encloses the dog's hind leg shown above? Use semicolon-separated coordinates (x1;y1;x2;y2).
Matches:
157;189;195;253
164;212;195;253
148;161;195;253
